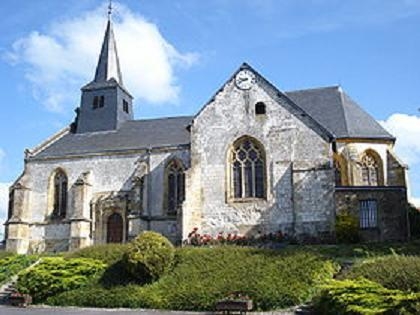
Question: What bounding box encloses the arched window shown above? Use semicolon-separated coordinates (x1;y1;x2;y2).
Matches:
230;137;265;199
53;170;68;218
361;151;381;186
166;160;185;215
8;189;14;220
255;102;266;115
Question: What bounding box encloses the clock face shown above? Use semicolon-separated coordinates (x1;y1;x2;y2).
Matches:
235;69;255;90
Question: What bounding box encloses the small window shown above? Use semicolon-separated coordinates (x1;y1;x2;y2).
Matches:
255;102;266;115
92;96;99;109
359;199;378;229
99;96;105;108
123;100;129;113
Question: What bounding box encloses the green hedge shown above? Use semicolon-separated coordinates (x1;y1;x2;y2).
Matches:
17;257;106;303
124;231;175;283
344;255;420;292
65;243;129;265
314;278;420;315
47;246;338;311
0;255;37;285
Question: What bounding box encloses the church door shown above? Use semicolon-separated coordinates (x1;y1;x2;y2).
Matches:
107;213;123;243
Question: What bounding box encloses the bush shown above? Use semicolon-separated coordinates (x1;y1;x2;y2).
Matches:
49;246;338;311
335;210;359;243
314;278;420;315
65;243;129;265
343;255;420;292
124;231;175;282
0;255;37;285
17;257;106;303
47;285;164;309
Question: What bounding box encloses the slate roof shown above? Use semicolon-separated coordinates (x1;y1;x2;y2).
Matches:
31;86;393;159
286;86;394;140
32;116;193;159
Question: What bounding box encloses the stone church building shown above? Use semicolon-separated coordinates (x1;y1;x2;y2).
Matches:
5;18;409;253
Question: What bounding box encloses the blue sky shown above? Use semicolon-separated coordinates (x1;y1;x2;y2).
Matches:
0;0;420;233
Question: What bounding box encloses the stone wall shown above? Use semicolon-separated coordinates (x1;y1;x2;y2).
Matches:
6;146;190;253
335;187;408;242
185;74;335;239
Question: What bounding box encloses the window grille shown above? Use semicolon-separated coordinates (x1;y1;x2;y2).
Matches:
359;199;378;228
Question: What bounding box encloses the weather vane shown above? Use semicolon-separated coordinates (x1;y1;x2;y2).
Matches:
108;0;113;20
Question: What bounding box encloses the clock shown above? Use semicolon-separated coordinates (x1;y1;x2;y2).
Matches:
235;69;255;90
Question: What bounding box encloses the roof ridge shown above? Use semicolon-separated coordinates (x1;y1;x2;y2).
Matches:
128;115;194;123
337;87;350;137
286;85;340;93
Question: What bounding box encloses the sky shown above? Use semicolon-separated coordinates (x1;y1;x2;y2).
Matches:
0;0;420;237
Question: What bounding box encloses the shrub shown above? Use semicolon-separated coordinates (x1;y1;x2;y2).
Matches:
47;285;164;309
17;257;106;303
343;255;420;292
0;255;37;285
124;231;175;282
185;228;284;246
150;247;337;311
335;210;359;243
45;246;338;311
314;278;420;315
65;243;129;265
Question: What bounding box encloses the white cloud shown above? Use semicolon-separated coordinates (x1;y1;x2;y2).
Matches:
4;2;198;112
380;114;420;166
380;113;420;203
411;197;420;208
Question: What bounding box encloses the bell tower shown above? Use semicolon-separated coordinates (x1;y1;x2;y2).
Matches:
75;11;133;133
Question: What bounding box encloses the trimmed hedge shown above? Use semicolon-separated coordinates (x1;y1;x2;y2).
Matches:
65;243;129;265
314;278;420;315
17;257;106;303
47;246;338;311
124;231;175;282
344;255;420;292
0;255;36;285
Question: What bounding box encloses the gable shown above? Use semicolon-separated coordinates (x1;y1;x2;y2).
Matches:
194;63;333;142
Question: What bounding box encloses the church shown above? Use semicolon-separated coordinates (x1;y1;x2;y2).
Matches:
5;16;409;254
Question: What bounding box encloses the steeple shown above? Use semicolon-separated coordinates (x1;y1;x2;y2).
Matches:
75;6;134;134
93;19;123;85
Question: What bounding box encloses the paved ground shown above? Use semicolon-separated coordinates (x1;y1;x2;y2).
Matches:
0;305;296;315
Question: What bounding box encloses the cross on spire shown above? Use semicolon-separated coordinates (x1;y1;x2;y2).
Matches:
108;0;113;20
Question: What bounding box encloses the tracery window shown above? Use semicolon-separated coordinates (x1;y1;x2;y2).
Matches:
361;152;380;186
53;170;68;218
230;137;265;199
166;160;185;215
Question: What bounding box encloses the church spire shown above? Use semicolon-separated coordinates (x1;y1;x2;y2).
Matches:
93;13;123;85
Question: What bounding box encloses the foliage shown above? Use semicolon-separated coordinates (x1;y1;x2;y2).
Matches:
65;243;129;265
343;255;420;292
0;251;15;260
47;246;338;311
314;278;420;315
0;255;37;285
124;231;175;282
16;257;106;303
335;210;359;243
185;228;284;246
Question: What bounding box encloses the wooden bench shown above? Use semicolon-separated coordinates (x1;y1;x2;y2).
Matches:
215;292;253;315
